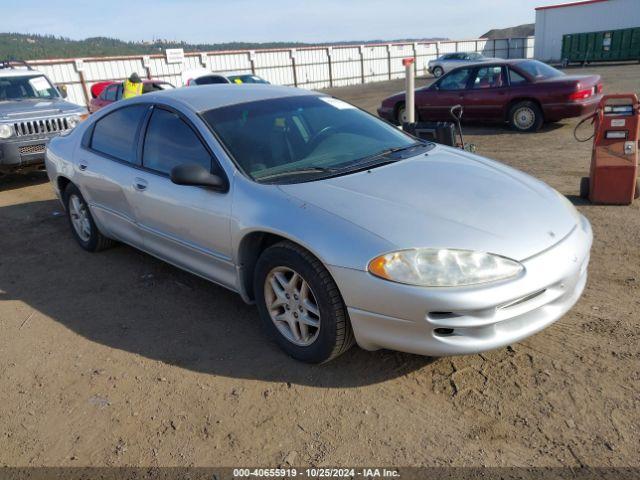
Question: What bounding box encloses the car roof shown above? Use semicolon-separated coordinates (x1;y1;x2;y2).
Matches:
144;84;321;112
0;69;44;78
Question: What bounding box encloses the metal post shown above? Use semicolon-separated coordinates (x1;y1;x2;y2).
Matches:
249;51;256;75
403;58;415;125
387;44;392;80
326;48;333;88
493;39;496;57
359;46;365;84
507;39;511;59
290;49;298;87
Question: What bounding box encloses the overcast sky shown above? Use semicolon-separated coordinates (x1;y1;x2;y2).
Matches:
4;0;566;43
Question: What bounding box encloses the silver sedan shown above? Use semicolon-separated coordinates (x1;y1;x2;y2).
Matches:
45;85;592;363
428;52;494;77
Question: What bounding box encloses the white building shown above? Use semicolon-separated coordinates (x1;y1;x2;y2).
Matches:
534;0;640;61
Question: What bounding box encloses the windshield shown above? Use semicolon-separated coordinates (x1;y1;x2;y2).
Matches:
226;74;269;84
0;75;59;101
516;60;564;79
468;52;484;60
203;95;426;183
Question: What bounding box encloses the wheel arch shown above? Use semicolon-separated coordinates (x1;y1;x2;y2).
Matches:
235;230;331;303
57;175;72;200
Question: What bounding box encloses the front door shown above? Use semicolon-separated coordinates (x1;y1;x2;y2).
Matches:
131;106;236;289
417;67;473;121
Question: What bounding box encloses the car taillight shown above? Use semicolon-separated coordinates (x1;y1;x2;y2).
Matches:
569;88;593;101
597;84;603;93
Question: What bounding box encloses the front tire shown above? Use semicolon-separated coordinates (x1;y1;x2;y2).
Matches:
432;66;444;78
63;183;114;252
254;241;354;363
509;100;543;132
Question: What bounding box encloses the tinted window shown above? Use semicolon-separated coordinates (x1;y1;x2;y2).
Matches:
0;75;58;100
438;68;472;90
142;108;211;175
91;105;148;163
509;68;528;85
227;75;269;84
194;75;229;85
472;66;505;89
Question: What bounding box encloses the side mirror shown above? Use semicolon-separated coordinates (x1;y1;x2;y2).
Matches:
57;84;68;98
170;163;226;190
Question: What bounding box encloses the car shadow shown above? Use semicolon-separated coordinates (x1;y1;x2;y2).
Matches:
0;170;49;192
461;121;566;136
0;199;434;387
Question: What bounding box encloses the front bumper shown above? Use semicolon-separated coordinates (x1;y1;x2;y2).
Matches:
0;135;56;172
329;215;592;356
377;105;395;122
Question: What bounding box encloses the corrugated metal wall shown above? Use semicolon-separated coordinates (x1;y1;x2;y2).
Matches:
27;37;535;106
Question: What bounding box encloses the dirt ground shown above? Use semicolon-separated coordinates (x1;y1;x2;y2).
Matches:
1;63;639;469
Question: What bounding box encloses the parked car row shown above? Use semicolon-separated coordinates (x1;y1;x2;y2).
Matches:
378;59;603;132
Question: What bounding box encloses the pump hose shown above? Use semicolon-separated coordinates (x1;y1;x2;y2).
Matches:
573;112;597;142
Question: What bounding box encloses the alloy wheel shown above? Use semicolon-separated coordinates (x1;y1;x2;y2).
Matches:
68;194;92;242
264;266;321;346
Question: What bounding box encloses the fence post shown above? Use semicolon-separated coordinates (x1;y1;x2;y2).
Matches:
506;38;511;59
290;49;298;87
326;47;333;88
73;59;90;107
493;39;496;57
249;51;256;75
359;46;365;84
142;56;151;79
435;41;440;58
387;44;392;80
455;41;459;52
475;40;479;54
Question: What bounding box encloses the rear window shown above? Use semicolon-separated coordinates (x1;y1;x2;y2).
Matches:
516;60;564;79
91;105;148;164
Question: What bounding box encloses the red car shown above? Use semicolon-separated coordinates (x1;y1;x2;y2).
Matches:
88;79;174;113
378;59;603;132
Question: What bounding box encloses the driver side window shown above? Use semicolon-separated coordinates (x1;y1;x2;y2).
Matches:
437;68;472;90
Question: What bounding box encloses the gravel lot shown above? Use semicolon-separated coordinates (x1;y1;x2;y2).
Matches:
1;63;639;469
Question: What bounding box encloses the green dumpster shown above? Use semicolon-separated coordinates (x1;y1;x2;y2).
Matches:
562;27;640;64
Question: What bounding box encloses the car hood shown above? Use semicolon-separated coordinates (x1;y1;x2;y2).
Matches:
279;146;578;262
0;98;85;120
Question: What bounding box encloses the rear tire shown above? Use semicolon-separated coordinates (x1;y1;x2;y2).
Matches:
509;100;543;132
432;66;444;78
254;241;355;364
580;177;590;199
63;183;114;252
396;103;407;125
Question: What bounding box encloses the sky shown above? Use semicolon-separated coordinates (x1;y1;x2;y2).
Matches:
2;0;568;44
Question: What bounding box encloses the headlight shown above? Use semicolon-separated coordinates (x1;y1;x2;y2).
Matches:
368;248;523;287
0;123;13;139
67;115;81;129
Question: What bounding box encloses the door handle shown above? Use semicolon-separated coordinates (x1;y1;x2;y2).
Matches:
78;163;88;171
133;178;148;191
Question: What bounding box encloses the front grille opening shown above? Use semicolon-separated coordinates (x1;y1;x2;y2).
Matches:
428;311;461;320
19;144;46;155
434;328;455;336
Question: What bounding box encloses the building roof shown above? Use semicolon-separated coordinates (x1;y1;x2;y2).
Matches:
535;0;608;11
145;84;320;112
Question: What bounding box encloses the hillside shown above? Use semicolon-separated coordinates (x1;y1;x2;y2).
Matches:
481;23;534;39
0;33;447;60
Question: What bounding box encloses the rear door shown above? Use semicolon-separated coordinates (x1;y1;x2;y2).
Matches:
132;105;236;288
417;67;473;121
462;65;508;120
77;104;150;247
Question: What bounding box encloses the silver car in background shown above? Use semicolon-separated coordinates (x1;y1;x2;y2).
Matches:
45;85;592;363
428;52;495;77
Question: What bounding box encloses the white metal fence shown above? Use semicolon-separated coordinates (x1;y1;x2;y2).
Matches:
27;37;535;106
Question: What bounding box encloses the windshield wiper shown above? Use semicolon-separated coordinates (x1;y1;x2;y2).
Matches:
345;142;428;167
257;165;339;182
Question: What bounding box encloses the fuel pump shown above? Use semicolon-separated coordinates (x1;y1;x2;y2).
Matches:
576;94;640;205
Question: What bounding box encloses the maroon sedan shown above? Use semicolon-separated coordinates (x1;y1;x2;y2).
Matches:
378;59;603;132
88;79;174;113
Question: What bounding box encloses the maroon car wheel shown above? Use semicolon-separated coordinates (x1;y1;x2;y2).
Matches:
509;101;543;132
